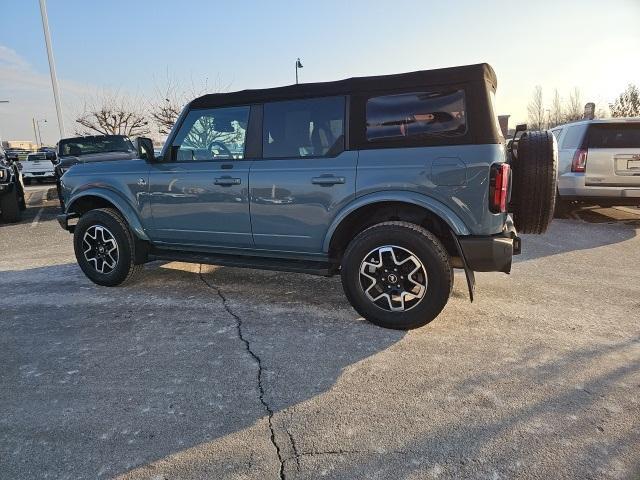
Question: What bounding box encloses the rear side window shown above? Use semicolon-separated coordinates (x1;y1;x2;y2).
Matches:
561;125;586;149
588;124;640;148
262;96;345;159
366;90;466;142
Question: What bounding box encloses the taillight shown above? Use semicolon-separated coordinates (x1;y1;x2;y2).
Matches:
490;163;510;213
571;148;588;172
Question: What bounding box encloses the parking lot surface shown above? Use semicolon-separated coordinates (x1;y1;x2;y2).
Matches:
1;186;639;479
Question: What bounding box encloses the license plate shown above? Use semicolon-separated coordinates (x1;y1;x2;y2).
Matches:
628;159;640;170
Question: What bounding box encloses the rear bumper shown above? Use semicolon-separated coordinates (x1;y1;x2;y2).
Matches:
458;220;520;273
558;173;640;202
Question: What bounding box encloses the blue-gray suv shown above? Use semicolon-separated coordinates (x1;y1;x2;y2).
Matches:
58;64;557;329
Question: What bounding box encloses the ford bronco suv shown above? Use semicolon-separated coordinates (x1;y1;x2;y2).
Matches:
57;64;557;329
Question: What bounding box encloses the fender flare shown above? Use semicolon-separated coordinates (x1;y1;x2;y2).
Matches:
322;191;470;253
66;188;150;241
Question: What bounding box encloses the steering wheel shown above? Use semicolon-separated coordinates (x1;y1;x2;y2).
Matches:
208;141;233;158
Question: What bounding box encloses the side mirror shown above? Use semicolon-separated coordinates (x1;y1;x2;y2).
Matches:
515;123;527;134
137;137;155;162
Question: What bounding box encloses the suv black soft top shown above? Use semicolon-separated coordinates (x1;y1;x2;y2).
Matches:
190;63;501;146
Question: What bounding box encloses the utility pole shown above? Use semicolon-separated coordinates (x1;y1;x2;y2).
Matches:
32;118;40;148
39;0;65;138
295;58;303;85
0;100;8;147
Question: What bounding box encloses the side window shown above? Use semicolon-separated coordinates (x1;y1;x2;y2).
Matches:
561;125;586;149
172;106;250;161
262;97;345;159
366;90;466;142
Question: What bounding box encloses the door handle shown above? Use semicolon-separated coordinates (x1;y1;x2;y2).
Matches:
214;176;241;186
311;175;346;186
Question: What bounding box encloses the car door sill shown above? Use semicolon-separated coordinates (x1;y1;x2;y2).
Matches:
148;248;334;277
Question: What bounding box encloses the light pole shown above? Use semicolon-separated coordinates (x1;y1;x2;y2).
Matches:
295;58;303;85
36;119;47;147
0;100;8;147
39;0;65;138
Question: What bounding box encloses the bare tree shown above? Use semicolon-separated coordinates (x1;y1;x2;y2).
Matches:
549;89;564;128
609;84;640;118
527;86;545;130
75;91;150;137
149;73;231;136
564;87;583;122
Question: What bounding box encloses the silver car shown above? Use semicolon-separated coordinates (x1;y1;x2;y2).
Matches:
551;119;640;207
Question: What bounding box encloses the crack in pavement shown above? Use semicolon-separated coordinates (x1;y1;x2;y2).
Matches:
198;265;286;480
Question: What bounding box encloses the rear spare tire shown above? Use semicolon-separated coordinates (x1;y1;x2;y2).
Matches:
510;130;558;234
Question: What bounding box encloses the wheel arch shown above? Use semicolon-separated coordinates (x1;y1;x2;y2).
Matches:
325;192;470;262
66;189;150;241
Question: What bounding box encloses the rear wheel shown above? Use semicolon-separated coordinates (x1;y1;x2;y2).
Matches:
0;190;21;223
510;130;558;233
341;221;452;330
73;208;142;286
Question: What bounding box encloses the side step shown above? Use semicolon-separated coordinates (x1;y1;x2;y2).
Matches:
148;249;334;277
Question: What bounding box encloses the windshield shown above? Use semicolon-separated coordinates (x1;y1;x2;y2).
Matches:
59;135;135;157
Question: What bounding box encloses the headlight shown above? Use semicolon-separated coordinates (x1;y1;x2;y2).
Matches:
0;169;5;181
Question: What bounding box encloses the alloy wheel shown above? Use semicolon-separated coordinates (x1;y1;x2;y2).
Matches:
359;245;427;312
83;225;119;274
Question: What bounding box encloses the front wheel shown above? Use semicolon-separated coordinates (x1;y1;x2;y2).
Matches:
341;221;453;330
73;208;142;286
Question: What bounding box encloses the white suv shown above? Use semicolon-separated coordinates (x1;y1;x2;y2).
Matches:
551;119;640;208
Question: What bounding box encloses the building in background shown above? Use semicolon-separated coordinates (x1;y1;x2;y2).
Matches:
3;140;38;151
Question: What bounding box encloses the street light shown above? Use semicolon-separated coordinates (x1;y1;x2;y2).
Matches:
36;119;47;147
39;0;65;138
295;58;303;85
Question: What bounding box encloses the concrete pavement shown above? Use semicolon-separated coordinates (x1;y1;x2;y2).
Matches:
1;186;639;479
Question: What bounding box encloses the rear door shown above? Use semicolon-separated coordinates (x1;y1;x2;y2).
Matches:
249;96;356;253
586;123;640;187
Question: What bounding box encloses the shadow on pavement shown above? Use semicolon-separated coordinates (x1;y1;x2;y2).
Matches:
0;261;405;479
518;204;638;263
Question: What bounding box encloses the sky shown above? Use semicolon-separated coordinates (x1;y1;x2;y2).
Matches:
1;0;639;145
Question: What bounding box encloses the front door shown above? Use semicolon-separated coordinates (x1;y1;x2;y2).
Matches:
148;106;254;248
249;96;356;253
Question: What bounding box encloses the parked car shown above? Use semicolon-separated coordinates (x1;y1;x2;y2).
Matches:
5;148;29;163
0;146;26;222
55;135;138;207
37;146;57;162
57;63;557;329
21;152;56;185
551;119;640;209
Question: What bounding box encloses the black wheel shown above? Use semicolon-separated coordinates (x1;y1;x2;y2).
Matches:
73;208;142;286
0;190;21;222
341;221;452;330
510;130;558;234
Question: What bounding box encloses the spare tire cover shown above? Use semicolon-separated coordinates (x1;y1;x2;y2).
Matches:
510;131;558;234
